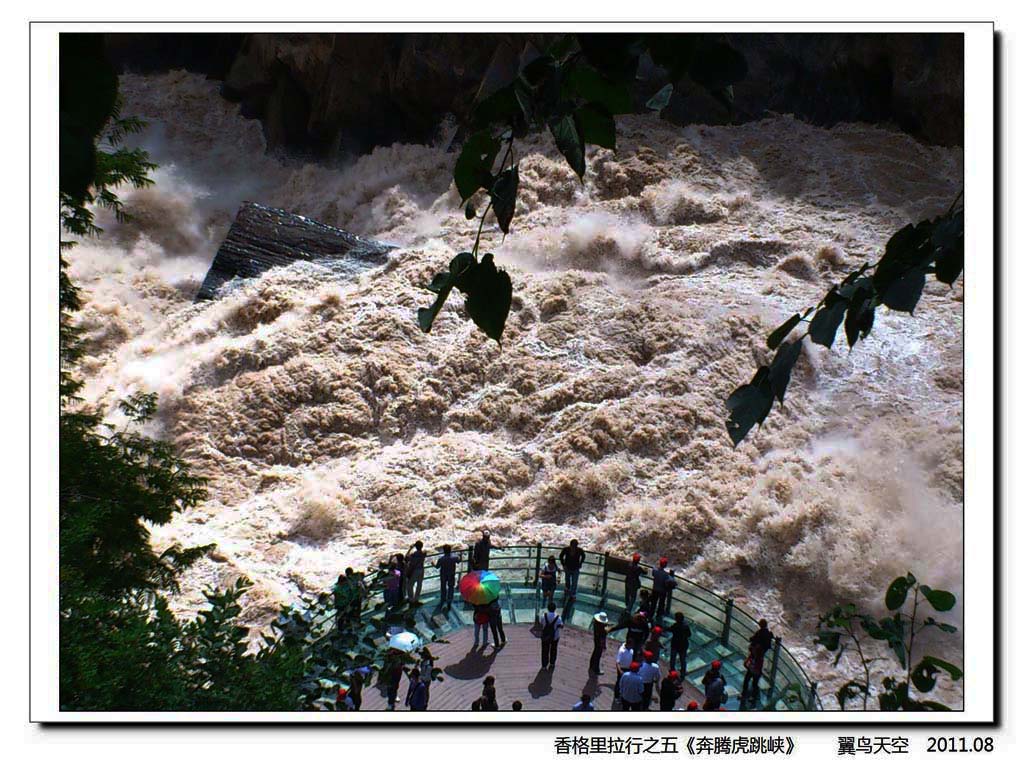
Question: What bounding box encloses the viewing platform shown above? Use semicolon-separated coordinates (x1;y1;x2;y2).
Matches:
310;545;820;712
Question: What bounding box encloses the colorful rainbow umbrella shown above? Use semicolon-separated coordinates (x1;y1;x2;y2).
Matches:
460;570;501;605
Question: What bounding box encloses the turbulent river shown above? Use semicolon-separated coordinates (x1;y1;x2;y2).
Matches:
68;71;965;707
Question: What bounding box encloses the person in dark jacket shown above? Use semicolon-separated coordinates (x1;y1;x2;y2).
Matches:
670;611;691;674
405;540;427;605
650;557;673;617
751;619;773;654
659;670;683;711
488;598;507;647
645;625;664;662
702;659;726;710
435;544;461;608
559;539;586;601
589;611;610;674
742;640;767;707
481;675;499;710
405;668;428;711
473;530;502;570
348;668;365;711
383;652;404;711
624;553;644;612
626;610;650;652
539;555;559;604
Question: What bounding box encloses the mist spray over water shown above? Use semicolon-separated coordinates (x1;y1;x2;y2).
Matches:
68;71;964;706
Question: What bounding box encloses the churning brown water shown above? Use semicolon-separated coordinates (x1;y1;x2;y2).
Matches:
67;71;964;708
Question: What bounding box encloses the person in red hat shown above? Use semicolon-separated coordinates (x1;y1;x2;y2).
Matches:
625;553;645;612
638;649;660;710
659;669;683;711
651;557;673;618
686;700;699;711
702;659;727;710
335;687;355;711
619;661;645;710
645;625;664;663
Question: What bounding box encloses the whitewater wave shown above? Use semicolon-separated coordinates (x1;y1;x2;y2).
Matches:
66;70;964;706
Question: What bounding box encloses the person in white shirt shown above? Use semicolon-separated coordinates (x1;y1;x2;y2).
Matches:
614;641;633;701
539;602;563;670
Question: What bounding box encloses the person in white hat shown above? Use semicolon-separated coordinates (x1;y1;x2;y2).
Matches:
589;611;610;675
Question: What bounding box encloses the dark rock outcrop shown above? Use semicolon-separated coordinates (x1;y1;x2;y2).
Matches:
195;202;393;301
106;32;964;152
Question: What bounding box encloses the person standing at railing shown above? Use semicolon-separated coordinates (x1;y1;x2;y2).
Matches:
589;611;610;674
472;530;502;570
651;557;673;618
669;611;691;674
742;619;773;707
625;554;644;612
539;601;564;670
558;539;586;602
405;540;427;605
435;544;461;608
539;555;559;604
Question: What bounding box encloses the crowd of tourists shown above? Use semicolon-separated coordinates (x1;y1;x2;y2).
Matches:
330;532;775;712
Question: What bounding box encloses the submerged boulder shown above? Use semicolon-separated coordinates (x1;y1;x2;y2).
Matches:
195;202;393;301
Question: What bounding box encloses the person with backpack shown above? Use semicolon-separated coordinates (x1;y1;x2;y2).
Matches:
405;667;428;711
589;611;610;674
624;553;644;612
539;555;559;604
539;601;564;670
405;540;427;605
558;539;586;601
669;611;691;674
488;598;507;647
702;659;727;710
473;602;492;648
435;544;461;608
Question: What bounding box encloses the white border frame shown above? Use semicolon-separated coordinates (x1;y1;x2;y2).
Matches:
29;20;996;724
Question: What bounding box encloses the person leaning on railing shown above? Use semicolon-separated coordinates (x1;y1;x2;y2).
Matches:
471;530;503;570
559;539;586;601
405;540;426;605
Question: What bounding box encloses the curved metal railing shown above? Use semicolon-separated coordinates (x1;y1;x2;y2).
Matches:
310;544;819;711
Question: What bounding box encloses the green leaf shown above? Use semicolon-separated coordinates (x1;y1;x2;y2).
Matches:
417;252;476;333
725;366;774;446
932;209;964;285
885;576;911;610
461;253;513;343
566;62;632;114
490;166;519;235
465;201;477;220
911;656;962;694
574;104;616;150
645;84;674;112
549;115;585;180
844;282;875;349
815;629;841;652
880;267;927;313
767;313;802;350
873;220;935;298
808;290;849;348
920;585;956;612
454;132;500;202
922;617;958;633
768;339;802;405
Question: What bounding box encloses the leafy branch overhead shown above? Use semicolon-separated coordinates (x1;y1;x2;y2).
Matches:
419;33;749;344
726;198;964;446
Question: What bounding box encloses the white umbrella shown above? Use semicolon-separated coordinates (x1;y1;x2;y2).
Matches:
388;631;422;652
